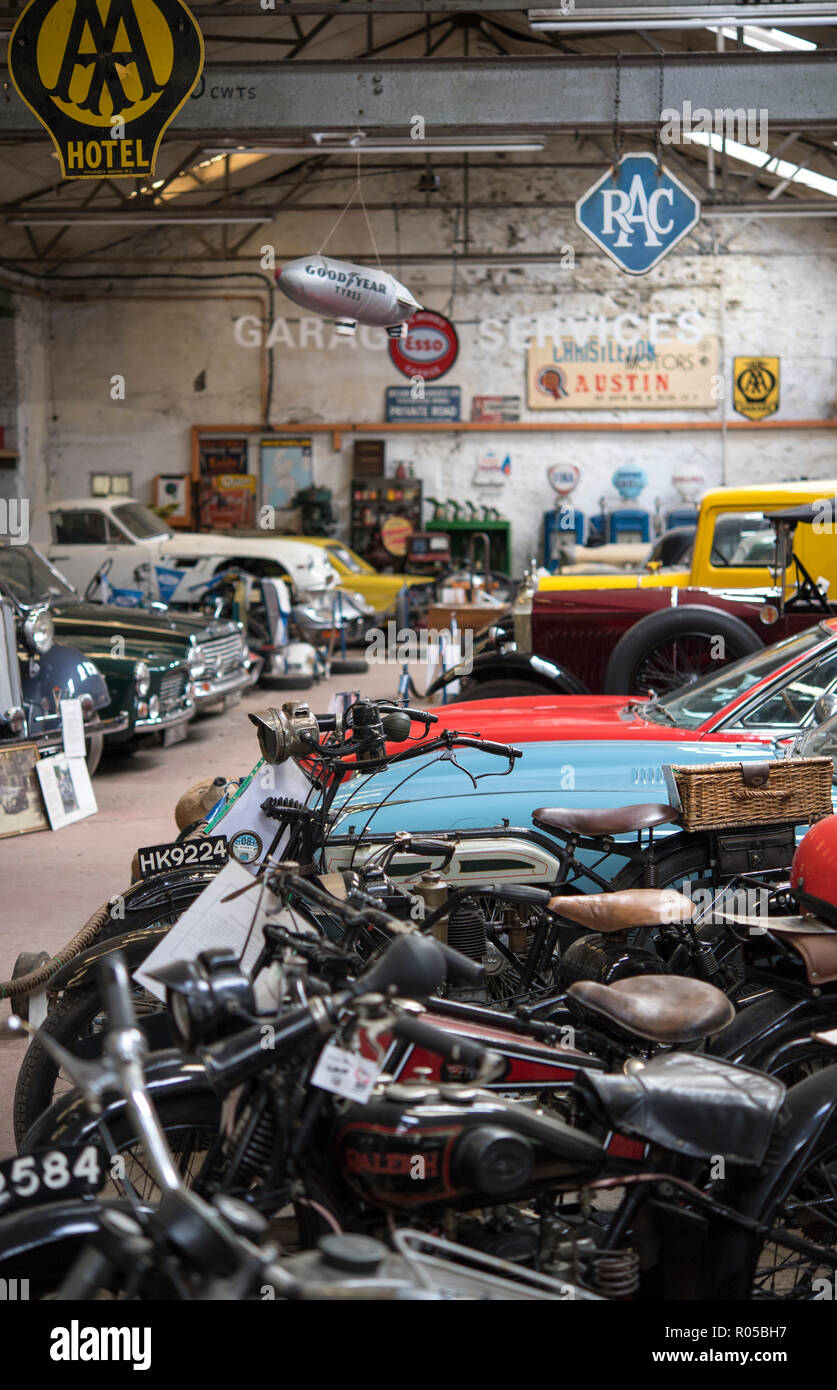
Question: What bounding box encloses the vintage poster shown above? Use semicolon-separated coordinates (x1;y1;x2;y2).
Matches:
259;438;313;511
527;336;718;409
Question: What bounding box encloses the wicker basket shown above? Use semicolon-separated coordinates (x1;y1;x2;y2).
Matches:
668;758;834;833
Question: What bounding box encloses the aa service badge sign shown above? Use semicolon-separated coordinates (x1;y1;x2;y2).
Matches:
8;0;204;179
733;357;780;421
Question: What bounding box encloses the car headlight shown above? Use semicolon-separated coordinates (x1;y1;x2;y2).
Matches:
135;661;151;697
23;606;54;655
188;644;206;678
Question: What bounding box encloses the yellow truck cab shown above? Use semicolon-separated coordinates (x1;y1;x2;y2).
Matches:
428;480;837;705
539;480;837;597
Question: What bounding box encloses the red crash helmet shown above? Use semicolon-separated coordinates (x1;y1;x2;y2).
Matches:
790;815;837;925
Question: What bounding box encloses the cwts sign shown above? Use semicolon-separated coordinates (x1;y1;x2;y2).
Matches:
9;0;204;179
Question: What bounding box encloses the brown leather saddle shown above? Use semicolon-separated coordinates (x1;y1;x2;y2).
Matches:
769;921;837;985
533;803;679;838
548;887;694;933
568;974;735;1045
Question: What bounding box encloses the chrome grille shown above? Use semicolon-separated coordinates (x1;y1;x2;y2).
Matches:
159;669;188;712
201;634;244;676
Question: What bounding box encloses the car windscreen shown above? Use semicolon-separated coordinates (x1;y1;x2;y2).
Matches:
644;624;832;729
0;545;77;604
326;543;372;575
112;503;171;540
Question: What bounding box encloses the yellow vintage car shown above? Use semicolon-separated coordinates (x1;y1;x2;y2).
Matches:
540;481;837;597
297;537;435;615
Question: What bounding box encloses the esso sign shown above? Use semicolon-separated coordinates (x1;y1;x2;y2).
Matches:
547;464;580;498
389;311;459;380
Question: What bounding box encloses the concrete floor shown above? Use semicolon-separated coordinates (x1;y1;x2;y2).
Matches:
0;660;418;1156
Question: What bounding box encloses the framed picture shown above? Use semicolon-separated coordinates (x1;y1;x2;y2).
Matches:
36;752;97;830
259;438;312;512
197;437;249;478
0;743;49;839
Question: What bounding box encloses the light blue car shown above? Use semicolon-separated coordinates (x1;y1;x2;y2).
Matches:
322;732;833;893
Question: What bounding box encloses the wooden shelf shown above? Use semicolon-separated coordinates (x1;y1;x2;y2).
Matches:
192;420;837;453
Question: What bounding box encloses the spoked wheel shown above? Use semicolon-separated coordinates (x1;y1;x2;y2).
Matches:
603;607;762;697
748;1136;837;1299
630;635;727;697
14;981;168;1147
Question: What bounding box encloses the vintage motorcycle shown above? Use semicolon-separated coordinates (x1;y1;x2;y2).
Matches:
12;698;837;1140
13;936;837;1301
0;949;585;1301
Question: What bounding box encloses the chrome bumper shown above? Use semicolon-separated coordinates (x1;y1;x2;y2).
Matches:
4;711;131;753
191;667;250;707
133;701;195;733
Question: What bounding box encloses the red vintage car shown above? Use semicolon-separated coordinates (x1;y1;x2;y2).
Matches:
428;493;837;701
412;618;837;750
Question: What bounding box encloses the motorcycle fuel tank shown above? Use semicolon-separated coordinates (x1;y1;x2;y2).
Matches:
333;1088;605;1212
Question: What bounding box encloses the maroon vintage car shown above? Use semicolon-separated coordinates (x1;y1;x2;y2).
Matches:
428;497;837;700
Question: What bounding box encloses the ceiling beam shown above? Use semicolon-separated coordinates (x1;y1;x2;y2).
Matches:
2;53;833;138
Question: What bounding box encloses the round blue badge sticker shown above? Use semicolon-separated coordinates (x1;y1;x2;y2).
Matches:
229;831;263;863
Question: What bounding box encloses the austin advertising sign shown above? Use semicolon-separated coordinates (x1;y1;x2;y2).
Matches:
527;335;718;410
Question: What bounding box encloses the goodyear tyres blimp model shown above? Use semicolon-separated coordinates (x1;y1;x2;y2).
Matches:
276;255;422;337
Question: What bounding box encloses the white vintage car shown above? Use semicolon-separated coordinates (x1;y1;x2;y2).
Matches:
45;498;345;607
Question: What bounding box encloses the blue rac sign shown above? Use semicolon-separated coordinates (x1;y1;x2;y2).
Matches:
575;154;701;276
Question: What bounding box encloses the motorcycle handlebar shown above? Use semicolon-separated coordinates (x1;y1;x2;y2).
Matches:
392;1015;490;1073
449;735;522;760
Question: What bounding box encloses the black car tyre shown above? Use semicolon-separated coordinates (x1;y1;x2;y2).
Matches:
603;604;763;696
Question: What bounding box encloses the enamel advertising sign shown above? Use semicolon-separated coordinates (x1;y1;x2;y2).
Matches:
527;335;718;409
733;357;780;421
8;0;204;179
575;153;701;276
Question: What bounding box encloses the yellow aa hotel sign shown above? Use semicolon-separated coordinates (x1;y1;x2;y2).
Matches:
733;357;780;421
9;0;204;179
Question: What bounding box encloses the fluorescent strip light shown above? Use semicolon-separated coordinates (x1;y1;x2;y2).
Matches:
686;131;837;199
709;24;817;49
10;216;272;226
529;5;834;30
206;142;545;155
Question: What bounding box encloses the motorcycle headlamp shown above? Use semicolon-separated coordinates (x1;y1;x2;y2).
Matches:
150;946;255;1049
23;606;54;655
248;701;319;764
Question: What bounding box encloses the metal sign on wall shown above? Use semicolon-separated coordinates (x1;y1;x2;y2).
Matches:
8;0;204;179
385;386;461;422
575;154;701;276
733;357;780;421
472;395;521;423
527;336;719;409
389;311;459;381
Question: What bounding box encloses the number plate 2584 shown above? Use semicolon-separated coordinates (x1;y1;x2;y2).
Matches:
135;836;228;877
0;1145;106;1214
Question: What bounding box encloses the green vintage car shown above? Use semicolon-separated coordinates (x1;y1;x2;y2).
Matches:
0;544;250;766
